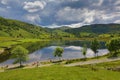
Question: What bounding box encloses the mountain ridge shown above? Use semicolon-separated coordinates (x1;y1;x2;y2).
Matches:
0;16;120;38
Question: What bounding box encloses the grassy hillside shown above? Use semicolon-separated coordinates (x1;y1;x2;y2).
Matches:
65;24;120;37
0;17;75;39
45;27;75;39
53;26;71;31
0;17;50;39
0;16;120;39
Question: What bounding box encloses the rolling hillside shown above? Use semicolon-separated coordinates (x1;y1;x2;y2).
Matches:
0;17;50;38
0;17;75;39
65;24;120;37
0;16;120;39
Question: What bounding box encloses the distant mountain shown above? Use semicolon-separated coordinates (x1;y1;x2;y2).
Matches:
45;26;75;38
0;17;50;38
65;24;120;37
53;26;71;31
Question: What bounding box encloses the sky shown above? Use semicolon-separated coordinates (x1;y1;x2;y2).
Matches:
0;0;120;28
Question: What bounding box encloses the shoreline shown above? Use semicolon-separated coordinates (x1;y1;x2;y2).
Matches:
0;54;109;68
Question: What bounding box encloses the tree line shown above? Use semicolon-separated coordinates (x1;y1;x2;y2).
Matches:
11;37;120;67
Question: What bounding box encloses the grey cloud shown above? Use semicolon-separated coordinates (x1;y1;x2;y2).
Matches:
0;0;120;28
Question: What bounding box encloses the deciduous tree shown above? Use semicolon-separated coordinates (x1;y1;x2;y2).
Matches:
82;44;87;59
53;47;64;60
90;38;100;57
106;37;120;57
11;45;29;67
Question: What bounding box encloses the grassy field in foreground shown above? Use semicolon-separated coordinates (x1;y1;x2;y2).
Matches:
0;62;120;80
0;66;119;80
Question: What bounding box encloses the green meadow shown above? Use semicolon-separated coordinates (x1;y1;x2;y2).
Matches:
0;67;119;80
0;60;120;80
0;37;50;50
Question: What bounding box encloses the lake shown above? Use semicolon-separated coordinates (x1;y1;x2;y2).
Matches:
0;40;109;66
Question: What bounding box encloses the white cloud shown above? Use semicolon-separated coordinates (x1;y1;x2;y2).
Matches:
101;12;120;20
92;0;104;6
83;9;96;23
24;14;41;24
115;6;120;10
68;23;90;28
68;23;83;28
1;0;7;5
56;7;97;24
1;0;20;5
46;22;90;28
23;1;46;13
114;20;120;23
56;7;83;22
114;0;120;5
44;24;61;28
98;0;104;6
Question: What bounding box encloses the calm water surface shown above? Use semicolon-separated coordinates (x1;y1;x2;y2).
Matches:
0;40;109;66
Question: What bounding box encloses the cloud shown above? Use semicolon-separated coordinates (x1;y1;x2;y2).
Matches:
56;7;83;22
1;0;7;5
23;1;46;13
0;0;120;28
92;0;104;6
24;14;41;24
56;7;98;24
68;23;89;28
114;20;120;23
114;0;120;5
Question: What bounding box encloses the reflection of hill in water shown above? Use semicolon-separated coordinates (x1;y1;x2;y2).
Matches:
29;46;108;62
21;41;51;53
0;41;51;63
0;40;108;65
51;40;106;49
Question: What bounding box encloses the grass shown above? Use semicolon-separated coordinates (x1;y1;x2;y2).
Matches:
0;37;119;80
0;65;120;80
0;60;120;80
0;37;50;49
0;56;120;80
63;37;110;41
79;60;120;69
62;55;108;64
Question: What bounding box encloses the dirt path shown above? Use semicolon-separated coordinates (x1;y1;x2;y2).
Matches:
64;57;120;67
0;63;53;72
23;64;52;69
1;57;120;72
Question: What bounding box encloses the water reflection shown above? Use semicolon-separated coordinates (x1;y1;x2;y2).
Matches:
28;46;108;62
0;40;109;66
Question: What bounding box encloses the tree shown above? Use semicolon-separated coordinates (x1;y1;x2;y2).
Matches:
53;47;64;60
82;44;87;59
11;45;29;67
106;37;120;57
90;38;100;57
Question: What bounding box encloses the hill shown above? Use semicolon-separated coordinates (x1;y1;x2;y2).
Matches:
0;17;50;39
53;26;71;31
0;16;120;39
0;17;75;39
45;26;75;39
65;24;120;37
